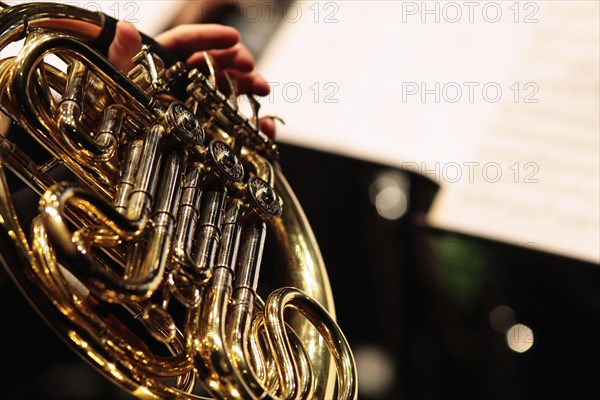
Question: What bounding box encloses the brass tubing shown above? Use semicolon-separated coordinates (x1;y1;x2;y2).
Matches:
231;222;266;305
31;217;195;380
264;288;358;400
4;34;117;198
247;312;315;398
153;150;184;224
38;184;151;301
57;61;123;162
125;147;183;283
33;65;56;112
189;190;225;282
215;201;243;294
225;221;308;400
0;163;194;399
36;125;169;302
0;2;104;49
225;222;274;399
96;106;124;152
0;134;56;195
172;164;203;276
125;125;164;224
12;31;158;133
191;200;260;399
172;139;245;286
248;312;269;384
114;140;143;213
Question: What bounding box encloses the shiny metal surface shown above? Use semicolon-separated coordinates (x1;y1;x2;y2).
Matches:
0;2;357;399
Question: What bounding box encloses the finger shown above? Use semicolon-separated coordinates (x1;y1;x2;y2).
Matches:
259;117;277;139
187;43;255;73
155;24;240;60
108;21;142;72
218;69;270;97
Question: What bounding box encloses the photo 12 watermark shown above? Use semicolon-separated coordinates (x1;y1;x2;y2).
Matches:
427;240;477;263
400;1;540;24
61;1;140;22
400;161;540;184
266;81;340;104
195;1;340;24
401;82;540;104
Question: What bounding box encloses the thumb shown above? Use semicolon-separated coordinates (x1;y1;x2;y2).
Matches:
259;117;278;140
108;21;142;73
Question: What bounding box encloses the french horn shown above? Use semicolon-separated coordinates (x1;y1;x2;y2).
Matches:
0;2;357;399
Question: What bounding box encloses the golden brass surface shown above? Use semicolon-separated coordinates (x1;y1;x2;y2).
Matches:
0;2;356;399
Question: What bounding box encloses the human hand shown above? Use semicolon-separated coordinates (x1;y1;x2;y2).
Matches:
108;21;276;138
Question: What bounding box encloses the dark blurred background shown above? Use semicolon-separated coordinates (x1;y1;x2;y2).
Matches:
1;1;599;399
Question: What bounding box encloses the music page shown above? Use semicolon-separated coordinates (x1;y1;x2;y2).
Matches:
256;1;599;264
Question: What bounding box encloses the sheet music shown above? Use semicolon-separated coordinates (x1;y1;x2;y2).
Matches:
256;1;599;263
257;1;542;164
428;1;600;263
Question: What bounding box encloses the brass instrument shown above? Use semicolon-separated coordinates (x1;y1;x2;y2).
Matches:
0;2;357;399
